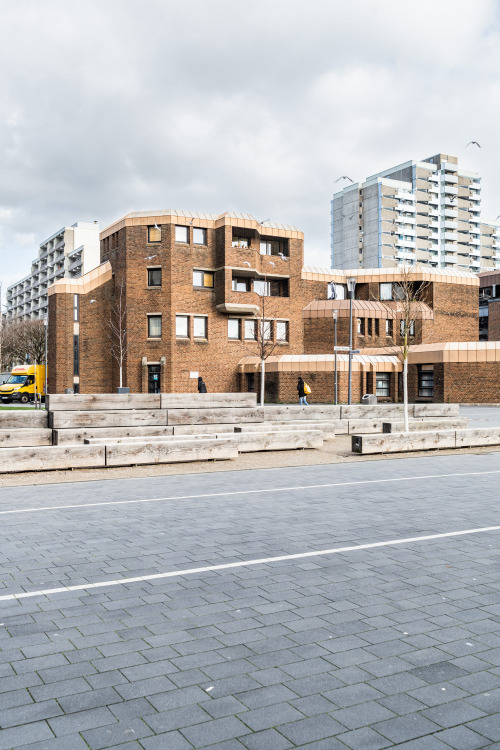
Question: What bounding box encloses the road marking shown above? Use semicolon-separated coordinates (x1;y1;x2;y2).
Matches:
1;524;499;602
1;469;500;517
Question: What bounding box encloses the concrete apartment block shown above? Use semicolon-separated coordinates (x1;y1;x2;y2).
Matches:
6;221;100;320
331;153;499;273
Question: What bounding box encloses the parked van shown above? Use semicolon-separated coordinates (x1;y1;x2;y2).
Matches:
0;365;46;404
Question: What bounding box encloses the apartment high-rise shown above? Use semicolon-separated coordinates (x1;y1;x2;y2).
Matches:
331;153;499;272
6;222;100;320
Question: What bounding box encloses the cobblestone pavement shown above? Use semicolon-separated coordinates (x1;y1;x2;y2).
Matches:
1;452;500;749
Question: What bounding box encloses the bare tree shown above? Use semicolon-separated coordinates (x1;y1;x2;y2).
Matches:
107;283;128;389
255;288;287;406
391;264;430;431
1;319;46;368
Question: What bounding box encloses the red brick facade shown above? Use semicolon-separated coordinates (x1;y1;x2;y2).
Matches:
48;210;497;403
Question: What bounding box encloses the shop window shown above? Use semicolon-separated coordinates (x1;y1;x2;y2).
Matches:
232;236;249;248
148;315;162;338
175;225;189;243
193;227;207;245
228;318;241;340
418;365;434;398
193;270;214;288
148;225;161;243
328;282;346;300
385;319;392;336
148;268;162;287
175;315;189;338
193;316;207;339
376;372;390;397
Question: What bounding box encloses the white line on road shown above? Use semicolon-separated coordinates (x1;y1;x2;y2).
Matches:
1;524;499;602
1;469;500;517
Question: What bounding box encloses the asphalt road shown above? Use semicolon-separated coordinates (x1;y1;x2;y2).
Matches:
1;452;500;749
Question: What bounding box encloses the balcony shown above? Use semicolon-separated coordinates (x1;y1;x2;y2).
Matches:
396;216;416;226
68;256;82;272
442;232;458;241
444;209;458;218
469;193;481;202
396;239;416;248
396;191;415;201
444;221;457;229
444;186;458;196
443;174;458;183
428;184;439;194
396;203;416;212
444;255;457;263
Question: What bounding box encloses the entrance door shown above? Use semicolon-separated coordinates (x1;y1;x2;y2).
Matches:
148;365;161;393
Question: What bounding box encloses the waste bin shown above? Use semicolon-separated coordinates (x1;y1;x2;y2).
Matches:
361;394;377;405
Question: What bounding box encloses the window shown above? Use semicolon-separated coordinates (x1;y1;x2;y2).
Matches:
232;236;249;248
374;318;379;336
400;320;415;336
175;225;189;243
253;280;270;296
260;238;288;257
328;282;346;300
193;227;207;245
73;335;79;377
367;318;373;336
244;319;257;340
228;318;241;340
232;277;251;292
380;282;392;300
148;225;161;243
73;294;79;322
276;320;288;342
418;365;434;398
193;316;207;339
376;372;390;397
175;315;189;338
385;319;392;336
148;268;162;287
357;318;364;335
254;279;288;297
148;315;162;338
193;270;214;288
263;319;273;340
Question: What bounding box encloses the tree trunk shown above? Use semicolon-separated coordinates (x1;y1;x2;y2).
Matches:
403;355;409;432
119;365;123;389
260;358;265;407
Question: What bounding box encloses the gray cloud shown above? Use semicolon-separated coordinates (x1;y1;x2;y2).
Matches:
1;0;499;295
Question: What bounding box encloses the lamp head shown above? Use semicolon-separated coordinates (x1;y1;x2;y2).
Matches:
347;277;356;294
332;310;338;320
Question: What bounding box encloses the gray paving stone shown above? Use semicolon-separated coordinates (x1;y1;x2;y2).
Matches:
14;735;90;750
324;683;384;708
48;706;117;736
139;731;193;750
373;713;442;743
338;727;391;750
235;701;304;731
81;719;154;749
144;703;210;733
180;716;251;747
278;713;346;743
410;662;469;684
435;725;490;750
237;684;298;710
421;699;486;728
0;720;54;749
466;715;500;742
331;701;396;730
239;728;294;750
0;698;63;728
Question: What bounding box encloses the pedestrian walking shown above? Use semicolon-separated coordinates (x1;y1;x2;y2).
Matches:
197;376;207;393
297;376;309;405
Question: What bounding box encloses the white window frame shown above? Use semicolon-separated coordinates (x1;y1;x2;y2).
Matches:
193;316;207;339
175;225;189;244
175;314;189;338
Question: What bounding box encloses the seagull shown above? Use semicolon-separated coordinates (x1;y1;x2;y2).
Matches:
335;176;354;183
90;299;97;304
342;214;356;221
495;214;500;221
145;254;157;261
278;252;289;261
466;141;481;148
242;261;251;267
154;223;161;231
259;218;271;224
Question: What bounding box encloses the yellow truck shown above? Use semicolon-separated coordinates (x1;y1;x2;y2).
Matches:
0;365;46;404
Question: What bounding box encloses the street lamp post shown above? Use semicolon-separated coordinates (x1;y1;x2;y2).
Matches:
346;277;357;405
332;310;338;405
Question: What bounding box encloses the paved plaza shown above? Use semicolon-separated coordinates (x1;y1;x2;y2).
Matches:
1;450;500;748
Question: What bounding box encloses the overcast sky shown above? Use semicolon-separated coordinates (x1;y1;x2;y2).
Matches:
1;0;499;300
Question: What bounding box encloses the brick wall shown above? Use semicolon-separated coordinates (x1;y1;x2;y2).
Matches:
47;292;73;394
488;300;500;341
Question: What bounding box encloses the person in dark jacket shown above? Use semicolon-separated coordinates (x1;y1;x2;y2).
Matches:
197;376;207;393
297;376;308;405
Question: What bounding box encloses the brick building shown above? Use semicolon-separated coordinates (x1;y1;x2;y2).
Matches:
478;270;500;341
48;209;500;403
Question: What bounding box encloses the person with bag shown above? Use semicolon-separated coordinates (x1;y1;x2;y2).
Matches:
297;376;310;405
197;376;207;393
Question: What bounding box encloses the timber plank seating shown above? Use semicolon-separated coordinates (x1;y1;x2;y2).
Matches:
382;418;468;433
0;429;52;448
0;445;106;473
105;438;238;466
50;410;169;429
0;411;48;429
352;427;499;455
53;426;175;445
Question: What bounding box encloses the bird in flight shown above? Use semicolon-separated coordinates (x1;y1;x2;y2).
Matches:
466;141;481;148
342;214;356;221
496;214;500;221
144;254;157;261
335;176;354;183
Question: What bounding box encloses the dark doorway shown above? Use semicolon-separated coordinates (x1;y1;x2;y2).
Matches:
148;364;161;393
